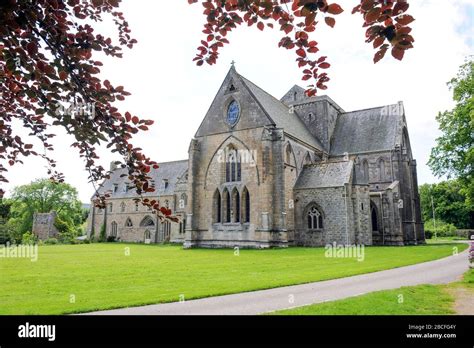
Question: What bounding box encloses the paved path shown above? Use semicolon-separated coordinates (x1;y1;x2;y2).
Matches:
86;248;469;315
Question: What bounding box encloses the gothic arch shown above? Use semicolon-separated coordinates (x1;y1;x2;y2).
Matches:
125;217;133;228
231;187;240;223
370;201;379;232
242;186;250;223
378;158;386;182
213;189;221;223
110;221;118;237
304;203;325;230
140;215;155;227
222;188;231;223
362;159;369;182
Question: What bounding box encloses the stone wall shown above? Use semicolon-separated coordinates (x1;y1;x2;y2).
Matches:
32;212;59;240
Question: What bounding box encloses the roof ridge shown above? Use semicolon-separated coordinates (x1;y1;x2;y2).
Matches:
343;103;398;115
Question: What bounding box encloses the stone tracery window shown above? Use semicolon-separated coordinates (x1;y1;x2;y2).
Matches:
307;206;323;230
140;216;155;227
225;147;241;183
111;221;118;237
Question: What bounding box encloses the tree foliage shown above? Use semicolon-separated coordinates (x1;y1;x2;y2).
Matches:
9;178;84;234
0;0;160;213
428;58;474;204
189;0;415;95
419;180;473;230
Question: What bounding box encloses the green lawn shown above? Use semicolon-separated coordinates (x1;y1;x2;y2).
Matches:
0;243;467;315
271;285;456;315
272;270;473;315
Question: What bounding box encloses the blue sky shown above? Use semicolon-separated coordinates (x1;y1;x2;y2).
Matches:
3;1;473;202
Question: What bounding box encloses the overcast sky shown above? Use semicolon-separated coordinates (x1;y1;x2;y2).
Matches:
3;0;473;202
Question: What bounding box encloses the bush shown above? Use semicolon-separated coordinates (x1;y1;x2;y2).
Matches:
44;238;58;245
21;232;37;245
424;219;457;238
106;235;116;243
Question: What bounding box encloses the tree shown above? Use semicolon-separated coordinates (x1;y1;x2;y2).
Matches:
419;180;473;230
189;0;415;95
9;178;84;234
0;0;161;213
1;1;414;219
428;58;474;204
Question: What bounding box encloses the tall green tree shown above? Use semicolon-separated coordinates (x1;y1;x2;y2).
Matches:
428;58;474;204
9;178;84;234
419;180;473;229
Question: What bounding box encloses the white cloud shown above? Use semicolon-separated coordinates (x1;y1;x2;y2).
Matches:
3;1;472;202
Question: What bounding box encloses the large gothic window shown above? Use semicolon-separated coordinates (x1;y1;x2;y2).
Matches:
307;206;323;230
225;147;241;183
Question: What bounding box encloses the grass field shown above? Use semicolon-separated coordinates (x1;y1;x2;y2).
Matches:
0;243;466;315
272;269;473;315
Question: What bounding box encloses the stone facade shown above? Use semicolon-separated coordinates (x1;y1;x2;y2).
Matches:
32;212;59;240
87;66;424;248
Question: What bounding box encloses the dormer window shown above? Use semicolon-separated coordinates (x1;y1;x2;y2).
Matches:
113;184;118;193
162;179;169;190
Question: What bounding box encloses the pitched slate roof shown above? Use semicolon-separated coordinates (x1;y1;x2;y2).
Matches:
95;160;188;199
294;160;353;189
238;75;324;150
330;105;402;156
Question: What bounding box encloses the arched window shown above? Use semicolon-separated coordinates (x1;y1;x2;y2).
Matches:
378;159;385;182
125;218;133;227
222;188;231;223
140;216;155;227
362;159;369;182
213;189;221;223
371;205;379;232
225;147;241;183
135;203;139;212
180;193;187;208
111;221;118;237
120;202;126;213
307;206;323;230
242;187;250;223
109;203;113;213
232;188;240;223
144;230;151;240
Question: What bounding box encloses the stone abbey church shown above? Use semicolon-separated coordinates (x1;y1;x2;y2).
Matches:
87;66;425;248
